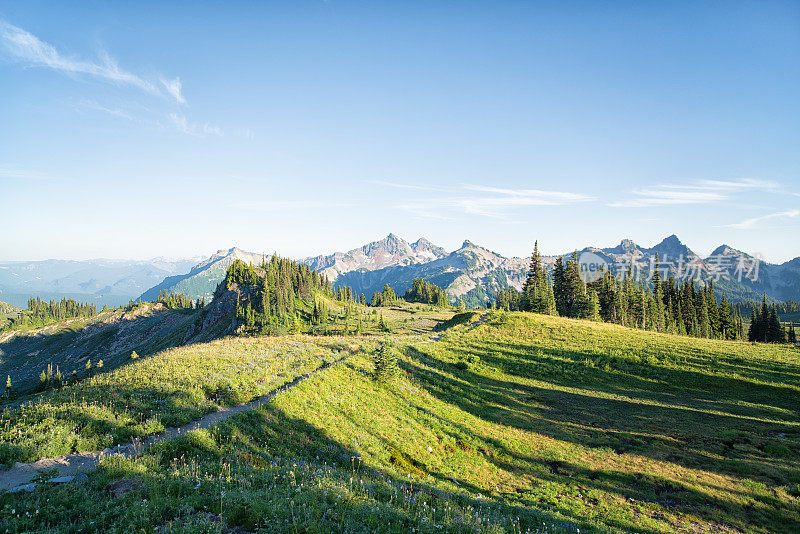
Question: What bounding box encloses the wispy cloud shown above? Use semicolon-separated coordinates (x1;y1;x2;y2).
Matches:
610;178;779;208
465;185;593;204
657;178;780;192
0;19;161;95
609;189;727;208
160;77;186;105
390;184;594;219
720;209;800;229
1;19;249;140
168;113;223;137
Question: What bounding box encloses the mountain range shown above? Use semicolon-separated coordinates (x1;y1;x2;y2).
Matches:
3;235;798;310
141;234;800;308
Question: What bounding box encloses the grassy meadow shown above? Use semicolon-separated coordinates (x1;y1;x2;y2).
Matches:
1;308;799;532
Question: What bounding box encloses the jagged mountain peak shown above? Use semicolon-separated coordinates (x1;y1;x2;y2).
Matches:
710;244;750;258
660;234;682;245
646;234;696;259
602;238;641;256
410;237;447;259
303;234;447;282
368;233;410;254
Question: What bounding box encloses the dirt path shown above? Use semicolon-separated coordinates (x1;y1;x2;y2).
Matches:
1;321;465;493
0;354;350;492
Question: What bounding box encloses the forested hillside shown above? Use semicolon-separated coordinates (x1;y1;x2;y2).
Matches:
497;243;749;340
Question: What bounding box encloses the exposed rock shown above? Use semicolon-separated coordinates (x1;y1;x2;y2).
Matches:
9;483;37;493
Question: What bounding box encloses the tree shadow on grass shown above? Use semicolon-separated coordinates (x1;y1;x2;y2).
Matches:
203;405;612;534
2;405;601;534
401;346;800;532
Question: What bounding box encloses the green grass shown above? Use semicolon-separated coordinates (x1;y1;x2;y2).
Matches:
2;309;799;532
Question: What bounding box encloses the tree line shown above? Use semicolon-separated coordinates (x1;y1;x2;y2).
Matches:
747;296;796;343
156;290;204;310
402;278;449;307
3;297;97;330
497;242;751;341
368;279;450;308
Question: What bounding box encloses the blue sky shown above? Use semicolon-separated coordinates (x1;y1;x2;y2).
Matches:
1;1;798;263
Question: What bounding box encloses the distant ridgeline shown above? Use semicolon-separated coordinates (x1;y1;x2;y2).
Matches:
2;297;97;330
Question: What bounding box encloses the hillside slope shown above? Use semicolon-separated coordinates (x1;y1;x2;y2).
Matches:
2;311;797;532
139;247;266;303
0;288;243;395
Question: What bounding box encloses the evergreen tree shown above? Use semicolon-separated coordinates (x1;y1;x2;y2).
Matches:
651;254;665;332
552;256;568;317
586;289;600;321
522;241;549;313
373;343;399;382
403;278;448;307
718;296;733;340
768;304;786;343
698;296;710;338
